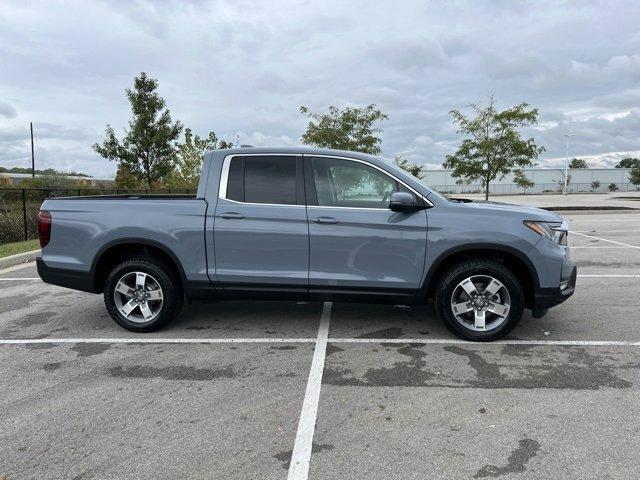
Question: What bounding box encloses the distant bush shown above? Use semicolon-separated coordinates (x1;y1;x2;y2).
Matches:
608;183;619;192
591;180;600;191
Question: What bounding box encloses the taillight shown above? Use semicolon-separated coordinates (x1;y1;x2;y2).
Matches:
37;210;52;248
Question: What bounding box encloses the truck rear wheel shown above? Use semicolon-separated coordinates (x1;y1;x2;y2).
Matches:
104;258;183;332
434;259;524;341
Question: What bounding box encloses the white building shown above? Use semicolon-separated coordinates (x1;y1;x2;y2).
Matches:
421;168;635;195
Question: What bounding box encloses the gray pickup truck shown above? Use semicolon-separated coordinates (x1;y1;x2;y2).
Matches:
37;147;576;341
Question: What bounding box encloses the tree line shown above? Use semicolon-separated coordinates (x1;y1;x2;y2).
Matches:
92;72;640;198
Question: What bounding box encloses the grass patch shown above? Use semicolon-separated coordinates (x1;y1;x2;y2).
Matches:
0;239;40;258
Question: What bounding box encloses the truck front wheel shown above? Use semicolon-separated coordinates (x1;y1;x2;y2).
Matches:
434;259;524;341
104;258;183;332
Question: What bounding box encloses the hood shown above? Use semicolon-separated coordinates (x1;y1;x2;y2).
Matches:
451;198;564;223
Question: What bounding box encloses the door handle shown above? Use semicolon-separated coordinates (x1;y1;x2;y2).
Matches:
219;212;245;220
313;216;339;225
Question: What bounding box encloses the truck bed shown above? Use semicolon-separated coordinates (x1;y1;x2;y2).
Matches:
50;194;197;200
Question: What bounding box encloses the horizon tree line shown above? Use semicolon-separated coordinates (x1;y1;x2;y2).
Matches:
82;72;640;195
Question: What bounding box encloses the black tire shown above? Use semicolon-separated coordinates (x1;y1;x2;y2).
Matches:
434;259;524;341
104;258;183;332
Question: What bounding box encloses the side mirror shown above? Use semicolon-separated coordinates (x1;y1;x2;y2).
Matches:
389;191;419;213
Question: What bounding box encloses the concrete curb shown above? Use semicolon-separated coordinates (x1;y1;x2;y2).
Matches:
543;206;638;211
0;249;40;270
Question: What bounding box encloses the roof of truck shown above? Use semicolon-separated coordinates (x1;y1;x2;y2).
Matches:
206;146;380;160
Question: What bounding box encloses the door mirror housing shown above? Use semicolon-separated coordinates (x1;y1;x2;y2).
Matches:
389;191;420;212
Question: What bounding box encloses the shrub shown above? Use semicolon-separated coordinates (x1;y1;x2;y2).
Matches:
608;183;619;192
590;180;600;191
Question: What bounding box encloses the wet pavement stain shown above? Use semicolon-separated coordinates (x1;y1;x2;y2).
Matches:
107;364;237;381
325;344;344;356
269;345;297;350
474;438;540;478
274;443;334;469
356;327;404;339
43;362;62;371
71;343;111;358
15;311;56;327
445;345;633;390
24;343;57;350
324;344;635;390
0;294;40;315
324;343;438;387
273;450;292;469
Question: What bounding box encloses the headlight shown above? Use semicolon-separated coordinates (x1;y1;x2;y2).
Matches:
524;221;567;245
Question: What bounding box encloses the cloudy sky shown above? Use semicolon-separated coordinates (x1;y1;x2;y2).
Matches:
1;0;640;178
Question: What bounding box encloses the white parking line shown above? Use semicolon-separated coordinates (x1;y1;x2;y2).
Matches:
567;218;640;223
579;274;640;278
570;246;633;249
0;337;317;345
574;229;640;233
570;231;640;249
330;338;640;346
0;336;639;347
287;302;331;480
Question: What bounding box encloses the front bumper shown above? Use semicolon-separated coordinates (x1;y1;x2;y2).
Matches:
532;262;577;314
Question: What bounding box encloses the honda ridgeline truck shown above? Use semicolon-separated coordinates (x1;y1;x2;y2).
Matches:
36;147;576;341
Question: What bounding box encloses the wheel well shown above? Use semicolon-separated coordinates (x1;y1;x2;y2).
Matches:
93;243;183;293
425;249;536;308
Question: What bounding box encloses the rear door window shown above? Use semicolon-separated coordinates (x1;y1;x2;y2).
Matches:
225;156;297;205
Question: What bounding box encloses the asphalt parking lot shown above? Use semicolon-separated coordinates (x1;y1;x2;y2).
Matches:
1;211;639;479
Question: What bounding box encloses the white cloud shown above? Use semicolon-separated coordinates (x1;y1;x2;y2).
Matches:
1;0;640;178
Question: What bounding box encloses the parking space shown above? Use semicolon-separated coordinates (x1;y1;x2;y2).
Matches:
1;211;640;478
313;343;640;479
0;342;313;479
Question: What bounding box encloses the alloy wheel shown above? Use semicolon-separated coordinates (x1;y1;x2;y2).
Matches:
450;275;511;331
113;271;164;323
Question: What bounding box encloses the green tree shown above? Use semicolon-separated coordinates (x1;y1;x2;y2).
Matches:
300;104;387;154
629;164;640;189
394;155;426;179
93;72;183;188
114;164;142;189
568;157;588;169
616;157;640;169
169;129;228;188
513;169;534;193
443;97;544;200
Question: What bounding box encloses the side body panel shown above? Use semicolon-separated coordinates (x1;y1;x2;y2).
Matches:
307;207;428;292
421;202;562;289
213;200;309;287
40;198;208;283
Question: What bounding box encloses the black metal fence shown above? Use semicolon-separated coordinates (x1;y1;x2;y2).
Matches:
0;188;196;245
